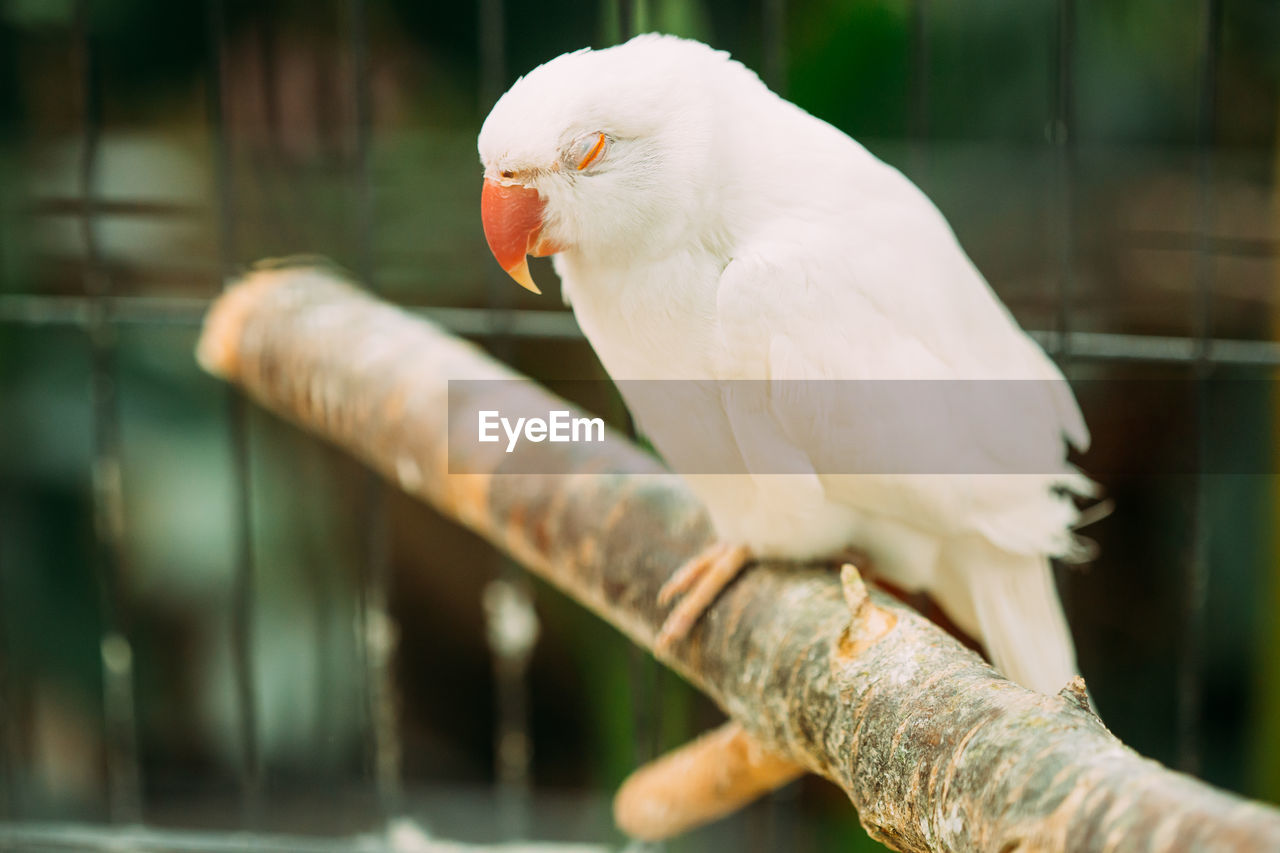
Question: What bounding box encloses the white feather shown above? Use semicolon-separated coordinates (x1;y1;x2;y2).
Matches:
479;34;1097;694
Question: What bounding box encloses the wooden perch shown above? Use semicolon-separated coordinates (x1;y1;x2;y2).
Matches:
197;263;1280;852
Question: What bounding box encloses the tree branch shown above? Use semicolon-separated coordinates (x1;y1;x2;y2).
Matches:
197;263;1280;852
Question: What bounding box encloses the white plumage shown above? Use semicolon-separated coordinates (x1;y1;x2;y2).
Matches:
478;34;1097;694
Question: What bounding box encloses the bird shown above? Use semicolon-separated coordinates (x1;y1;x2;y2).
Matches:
477;34;1099;695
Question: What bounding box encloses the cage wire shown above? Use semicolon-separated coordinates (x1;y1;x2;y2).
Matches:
0;0;1277;849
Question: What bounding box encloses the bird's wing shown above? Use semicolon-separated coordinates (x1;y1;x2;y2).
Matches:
714;103;1090;451
712;197;1091;558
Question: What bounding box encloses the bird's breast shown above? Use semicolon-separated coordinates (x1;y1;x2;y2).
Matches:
561;252;725;381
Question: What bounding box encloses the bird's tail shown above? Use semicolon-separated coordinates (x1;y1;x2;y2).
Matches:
954;541;1078;695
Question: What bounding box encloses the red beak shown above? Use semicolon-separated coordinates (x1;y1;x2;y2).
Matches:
481;178;551;294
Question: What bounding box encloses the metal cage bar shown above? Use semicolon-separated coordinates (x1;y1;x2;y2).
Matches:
4;293;1280;365
1047;0;1085;713
73;0;143;824
762;0;787;96
1051;0;1076;364
1179;0;1225;776
346;0;405;818
907;0;930;190
205;0;265;816
0;490;15;820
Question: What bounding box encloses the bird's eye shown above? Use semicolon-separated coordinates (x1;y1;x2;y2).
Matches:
567;132;608;171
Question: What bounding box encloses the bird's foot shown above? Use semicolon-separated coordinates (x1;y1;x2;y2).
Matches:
655;542;754;654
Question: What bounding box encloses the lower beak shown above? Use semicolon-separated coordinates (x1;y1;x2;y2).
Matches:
481;178;554;294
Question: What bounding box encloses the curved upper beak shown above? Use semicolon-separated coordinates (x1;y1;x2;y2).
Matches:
481;178;550;294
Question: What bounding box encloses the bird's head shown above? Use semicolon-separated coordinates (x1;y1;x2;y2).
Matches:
478;35;732;293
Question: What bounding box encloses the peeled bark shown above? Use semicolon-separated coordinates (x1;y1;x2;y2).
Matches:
197;263;1280;852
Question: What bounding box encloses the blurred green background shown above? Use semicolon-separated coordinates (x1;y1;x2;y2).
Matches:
0;0;1278;850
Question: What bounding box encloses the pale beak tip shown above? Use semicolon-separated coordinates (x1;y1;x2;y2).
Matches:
505;259;542;295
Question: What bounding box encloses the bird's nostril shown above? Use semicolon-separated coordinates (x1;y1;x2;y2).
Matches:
501;170;514;179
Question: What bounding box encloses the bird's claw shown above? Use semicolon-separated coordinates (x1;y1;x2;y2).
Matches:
655;543;753;654
657;547;715;605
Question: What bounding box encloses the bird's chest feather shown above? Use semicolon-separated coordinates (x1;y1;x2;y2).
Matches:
559;252;726;380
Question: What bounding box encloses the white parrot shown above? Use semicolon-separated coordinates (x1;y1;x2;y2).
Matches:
477;34;1098;694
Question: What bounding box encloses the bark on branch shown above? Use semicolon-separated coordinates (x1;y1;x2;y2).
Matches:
197;263;1280;852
